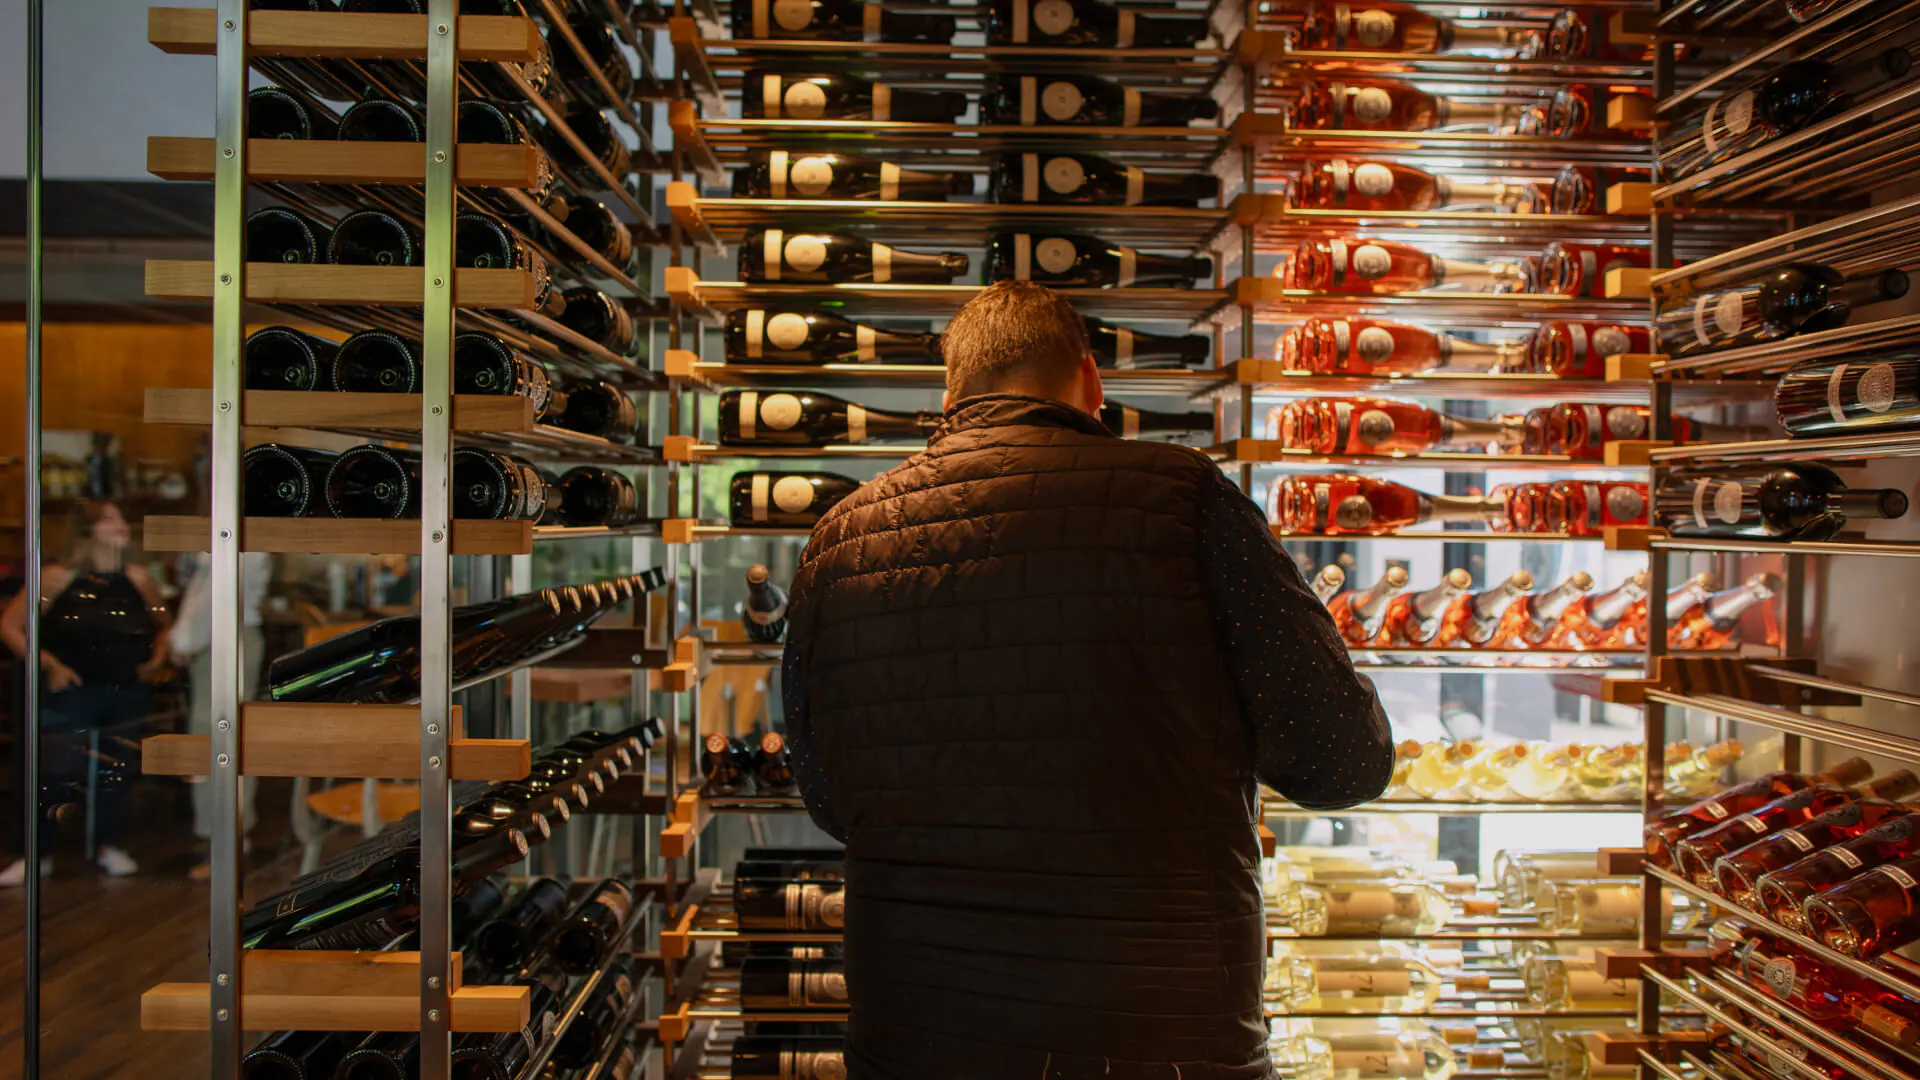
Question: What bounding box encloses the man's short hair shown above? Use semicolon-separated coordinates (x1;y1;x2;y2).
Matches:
939;280;1089;401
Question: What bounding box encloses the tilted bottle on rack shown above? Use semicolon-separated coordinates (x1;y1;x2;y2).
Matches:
727;309;941;365
1656;266;1909;357
329;329;419;393
1463;742;1529;799
1756;815;1920;931
1282;78;1522;132
1531;242;1649;298
745;71;968;122
546;193;639;279
1286;159;1541;211
1644;757;1877;868
1667;571;1778;650
735;876;846;931
552;877;635;973
1523;956;1638;1012
1493;572;1593;649
991;152;1216;207
1265;951;1489;1013
1570;744;1642;801
1278;317;1525;376
1660;49;1914;181
988;232;1212;288
1282;237;1525;294
1654;464;1909;542
1324;566;1411;645
736;151;972;202
983;73;1220;127
718;389;937;447
1375;569;1473;647
1441;570;1534;648
1274;474;1508;534
1286;879;1499;936
742;565;790;644
731;0;955;43
987;0;1208;47
1776;347;1920;436
1269;1028;1482;1080
1714;800;1919;909
741;228;969;284
1673;771;1920;890
1806;853;1920;960
247;85;339;140
1504;743;1582;802
1711;925;1920;1046
729;470;862;528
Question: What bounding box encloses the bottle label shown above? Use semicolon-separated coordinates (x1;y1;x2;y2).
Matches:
1044;155;1086;195
1780;828;1816;851
783;883;847;929
767;312;810;350
1041;80;1085;122
787;155;834;197
763;229;784;281
750;473;771;521
1858;362;1898;413
1033;0;1076;37
872;83;891;121
1351;86;1393;123
761;74;782;116
1355;409;1396;446
1035;236;1077;274
1020;153;1040;201
1118;245;1137;287
1713;481;1744;525
856;324;877;361
1832;847;1864;869
1606;483;1645;524
1312;969;1416;995
1761;956;1800;998
1605;406;1646;439
1352;163;1395;196
1702;801;1731;820
1328;1053;1429;1078
862;1;881;41
1350;8;1396;47
1882;864;1919;889
1352;244;1393;280
1592;326;1631;357
1355;326;1395;364
1827;363;1851;424
1116;406;1140;438
1700;91;1753;153
1116;9;1135;46
788;966;850;1006
872;242;893;284
770;0;813;32
1333;494;1375;531
1114;327;1135;367
738;390;761;438
759;393;803;431
783;233;827;274
847;404;868;443
1732;814;1769;835
784;80;828;119
771;476;816;513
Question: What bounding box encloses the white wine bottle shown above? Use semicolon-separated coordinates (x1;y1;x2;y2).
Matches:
1266;953;1492;1013
1289;881;1498;936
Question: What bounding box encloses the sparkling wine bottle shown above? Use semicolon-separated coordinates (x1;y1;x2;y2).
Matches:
453;332;554;419
1270;1029;1484;1080
330;329;419;393
545;466;638;527
1537;878;1660;935
735;878;846;930
1085;317;1211;369
1549;165;1652;214
1284;237;1525;294
1661;49;1913;180
742;228;969;284
244;326;340;391
745;71;967;122
1777;351;1920;436
248;206;333;264
1376;569;1473;646
1531;403;1720;460
337;96;422;141
719;389;936;447
1657;267;1909;357
1287;158;1538;211
243;444;338;518
988;232;1212;288
988;0;1207;47
1655;464;1908;542
983;74;1220;128
1099;404;1214;440
1278;317;1524;375
1668;571;1778;650
729;471;861;528
1289;881;1498;936
1498;850;1608;907
1464;742;1529;799
1273;474;1508;534
736;151;971;202
1537;8;1649;60
1324;566;1411;645
1494;572;1594;648
703;733;752;794
1713;928;1920;1046
472;875;572;971
1531;241;1649;298
756;731;797;792
1442;570;1535;648
1506;743;1586;802
1524;322;1649;377
544;106;633;186
727;309;939;366
730;1037;847;1080
731;0;951;40
1405;739;1475;797
1676;777;1919;891
1644;757;1876;868
547;380;637;443
992;152;1214;207
1284;78;1519;132
456;211;558;315
1757;816;1920;931
1285;397;1521;455
1806;854;1920;959
1543;481;1649;537
1715;800;1918;909
1309;564;1347;605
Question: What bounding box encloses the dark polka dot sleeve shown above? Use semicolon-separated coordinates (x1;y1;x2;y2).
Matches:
1196;469;1395;811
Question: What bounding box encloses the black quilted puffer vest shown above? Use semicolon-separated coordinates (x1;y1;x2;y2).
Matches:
787;395;1272;1080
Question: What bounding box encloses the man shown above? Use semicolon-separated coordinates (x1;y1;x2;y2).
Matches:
782;281;1393;1080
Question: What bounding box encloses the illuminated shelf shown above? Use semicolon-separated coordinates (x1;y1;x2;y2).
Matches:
663;441;919;462
1263;799;1644;815
665;269;1226;323
1272;526;1610;543
1217;360;1740;404
1215;439;1614;471
692;639;1644;671
1230;113;1652;174
147;136;545;189
665;349;1217;396
1222;277;1649;324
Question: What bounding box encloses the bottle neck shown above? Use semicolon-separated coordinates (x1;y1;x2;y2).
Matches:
1437;413;1526;447
1421;492;1509;526
1446;24;1527;52
1435;178;1534;209
1433;256;1526;291
1472;578;1529;620
878;244;968;283
1528;577;1592;628
1666;582;1709;621
1434;98;1518;132
1351;577;1403;620
891;164;965;201
1436;335;1526;372
850;402;938;439
1704;584;1770;629
1831;489;1910;520
1588;579;1647;629
1413;577;1468;621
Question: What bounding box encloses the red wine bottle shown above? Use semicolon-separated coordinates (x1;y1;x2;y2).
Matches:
739;959;849;1009
556;286;638;356
327;209;418;267
243;444;339;518
548;379;638;442
472;875;572;971
248;86;340;139
337;97;423;141
1776;352;1920;436
546;466;640;527
244;325;339;390
248;207;333;264
742;566;789;644
553;878;635;973
718;389;936;447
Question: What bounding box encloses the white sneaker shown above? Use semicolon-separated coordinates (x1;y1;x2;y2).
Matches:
96;846;139;878
0;858;52;887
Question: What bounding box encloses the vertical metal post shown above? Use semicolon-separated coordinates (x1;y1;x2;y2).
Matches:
419;3;459;1076
509;553;534;742
22;1;45;1074
1780;553;1806;772
208;2;249;1075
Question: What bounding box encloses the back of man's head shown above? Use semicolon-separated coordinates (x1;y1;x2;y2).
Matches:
940;280;1092;404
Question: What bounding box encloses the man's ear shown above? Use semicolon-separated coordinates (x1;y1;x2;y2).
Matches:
941;388;953;412
1080;354;1104;415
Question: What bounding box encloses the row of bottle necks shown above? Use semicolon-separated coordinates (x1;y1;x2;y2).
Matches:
1384;738;1745;805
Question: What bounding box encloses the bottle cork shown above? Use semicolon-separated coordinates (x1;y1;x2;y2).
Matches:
1460;898;1502;917
1466;1049;1507;1069
1439;1026;1479;1045
1862;1004;1918;1048
1454;973;1494;991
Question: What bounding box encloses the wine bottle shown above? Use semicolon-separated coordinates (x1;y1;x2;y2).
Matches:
553;877;635;973
453;332;554;420
1277;318;1523;375
1756;817;1920;931
452;448;549;522
337;97;424;142
741;228;969;285
1297;0;1528;54
548;194;639;278
736;850;845;880
736;151;971;201
988;232;1211;288
243;444;339;518
1713;929;1920;1045
730;1037;847;1080
726;309;941;365
1289;881;1498;936
551;12;635;102
544;106;633;185
1285;78;1518;132
982;74;1220;128
990;152;1215;207
1549;165;1651;214
1099;404;1213;440
1282;397;1519;455
732;0;953;41
549;379;638;442
756;731;797;793
1714;800;1917;909
1287;159;1538;212
1531;403;1736;460
249;86;340;140
248;207;333;264
1662;49;1913;180
1777;352;1920;436
240;829;529;949
554;957;638;1067
718;390;937;447
1273;473;1507;534
472;875;572;971
736;878;847;930
1668;571;1779;650
1654;464;1908;542
455;211;553;310
1537;8;1648;61
1309;564;1346;605
1659;267;1910;357
1674;784;1898;891
244;326;340;390
1324;566;1410;645
1376;568;1473;646
1495;572;1592;648
1543;481;1649;536
1403;738;1472;797
1524;322;1649;377
1643;757;1875;868
327;209;418;267
242;1030;354;1079
742;566;790;644
739;958;849;1010
556;287;639;357
1532;242;1649;298
1084;317;1209;369
987;0;1206;47
730;471;861;528
331;329;420;393
322;445;546;520
745;71;967;122
332;1033;419;1080
1283;237;1524;294
1545;572;1646;652
704;733;752;794
545;466;639;527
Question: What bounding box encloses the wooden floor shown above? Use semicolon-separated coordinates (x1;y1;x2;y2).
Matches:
0;778;337;1079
